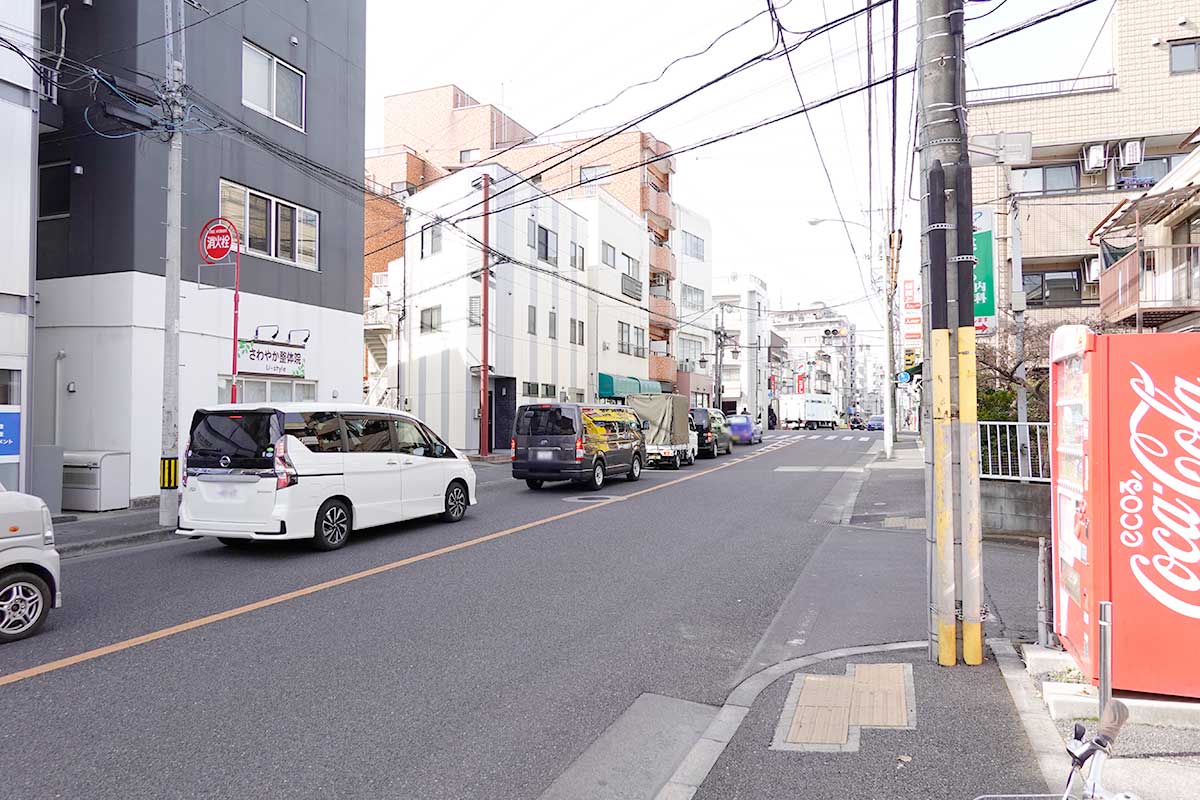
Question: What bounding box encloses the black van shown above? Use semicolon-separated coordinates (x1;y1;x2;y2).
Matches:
512;404;647;490
690;407;733;458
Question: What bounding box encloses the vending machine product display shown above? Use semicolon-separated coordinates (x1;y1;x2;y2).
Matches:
1049;326;1200;699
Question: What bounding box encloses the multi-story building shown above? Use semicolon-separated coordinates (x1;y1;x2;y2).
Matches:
673;205;715;408
0;3;41;493
391;164;590;452
373;85;685;391
31;1;365;501
713;272;771;418
769;304;857;417
967;0;1200;347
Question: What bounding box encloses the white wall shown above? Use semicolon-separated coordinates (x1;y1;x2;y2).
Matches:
34;273;361;498
674;204;714;379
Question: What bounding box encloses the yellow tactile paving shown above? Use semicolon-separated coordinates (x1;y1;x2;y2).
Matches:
796;674;855;708
849;663;908;728
785;704;851;745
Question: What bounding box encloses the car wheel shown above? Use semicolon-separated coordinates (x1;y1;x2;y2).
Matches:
217;537;253;548
584;460;605;491
525;479;544;490
312;498;351;551
627;455;642;482
442;481;469;523
670;453;681;470
0;571;51;643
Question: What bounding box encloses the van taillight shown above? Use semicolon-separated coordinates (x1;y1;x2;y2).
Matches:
706;432;713;442
575;437;584;462
182;438;189;487
274;436;298;489
510;438;516;461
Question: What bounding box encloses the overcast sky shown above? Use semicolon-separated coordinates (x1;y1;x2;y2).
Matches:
364;0;1115;348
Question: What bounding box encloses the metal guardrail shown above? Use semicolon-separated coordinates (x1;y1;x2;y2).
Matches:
967;73;1115;105
979;421;1050;483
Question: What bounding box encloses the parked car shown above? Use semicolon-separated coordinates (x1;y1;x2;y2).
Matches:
178;403;476;551
849;416;866;430
0;482;61;643
726;414;763;445
512;403;646;490
690;407;733;457
866;414;885;431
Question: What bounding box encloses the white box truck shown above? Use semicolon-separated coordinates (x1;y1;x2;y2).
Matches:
627;393;696;469
778;394;838;430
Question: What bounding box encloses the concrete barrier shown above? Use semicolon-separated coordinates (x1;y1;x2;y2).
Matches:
981;479;1050;536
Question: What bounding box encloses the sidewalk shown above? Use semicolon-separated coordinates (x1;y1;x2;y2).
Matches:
53;507;174;556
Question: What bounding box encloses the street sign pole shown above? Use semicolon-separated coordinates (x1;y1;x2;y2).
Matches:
199;218;242;402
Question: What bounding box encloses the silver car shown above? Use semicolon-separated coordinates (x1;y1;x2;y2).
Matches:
0;483;61;643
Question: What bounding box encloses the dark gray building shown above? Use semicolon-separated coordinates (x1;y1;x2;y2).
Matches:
33;0;365;500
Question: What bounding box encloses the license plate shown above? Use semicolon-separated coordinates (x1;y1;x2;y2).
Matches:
217;484;239;498
535;450;554;461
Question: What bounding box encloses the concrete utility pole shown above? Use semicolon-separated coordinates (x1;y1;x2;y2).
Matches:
714;304;725;411
883;230;901;460
479;173;491;456
158;0;185;528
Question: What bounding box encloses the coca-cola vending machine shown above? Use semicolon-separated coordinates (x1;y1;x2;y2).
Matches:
1050;325;1200;699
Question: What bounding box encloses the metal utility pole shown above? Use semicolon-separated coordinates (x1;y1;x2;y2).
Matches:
1009;185;1032;479
714;304;725;410
479;173;491;456
158;0;185;528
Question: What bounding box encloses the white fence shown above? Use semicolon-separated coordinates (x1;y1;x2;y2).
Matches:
978;421;1050;483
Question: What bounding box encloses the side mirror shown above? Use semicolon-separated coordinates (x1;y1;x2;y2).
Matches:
641;420;651;431
434;443;448;458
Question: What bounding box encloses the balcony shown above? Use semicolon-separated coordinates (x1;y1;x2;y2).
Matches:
364;305;393;329
649;353;677;382
967;73;1116;106
641;184;675;230
621;273;643;301
645;134;676;175
649;241;676;279
649;295;677;329
1100;245;1200;328
1015;190;1142;259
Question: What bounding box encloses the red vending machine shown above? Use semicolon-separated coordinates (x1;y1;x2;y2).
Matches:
1050;326;1200;699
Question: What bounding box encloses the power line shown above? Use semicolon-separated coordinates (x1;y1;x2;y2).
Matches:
86;0;251;62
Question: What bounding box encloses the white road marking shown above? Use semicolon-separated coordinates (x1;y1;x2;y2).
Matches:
774;466;865;473
842;436;853;441
859;437;870;442
824;435;838;440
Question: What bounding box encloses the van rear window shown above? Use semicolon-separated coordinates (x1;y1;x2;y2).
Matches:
189;411;277;459
516;407;577;435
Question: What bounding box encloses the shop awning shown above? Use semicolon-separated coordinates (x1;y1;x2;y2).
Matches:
598;373;664;398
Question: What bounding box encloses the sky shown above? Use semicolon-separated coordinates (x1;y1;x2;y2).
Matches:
364;0;1116;352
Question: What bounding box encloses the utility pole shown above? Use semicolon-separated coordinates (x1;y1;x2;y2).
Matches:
479;173;491;456
1009;184;1032;479
883;230;901;460
158;0;185;528
715;304;725;411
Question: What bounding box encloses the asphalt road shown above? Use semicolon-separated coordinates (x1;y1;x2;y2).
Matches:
0;431;885;799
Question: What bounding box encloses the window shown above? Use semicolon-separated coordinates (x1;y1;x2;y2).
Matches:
393;418;434;456
541;383;556;398
469;296;481;326
569;318;578;344
220;377;316;405
601;241;616;267
681;230;705;259
634;327;646;358
527;217;537;247
1170;40;1199;74
528;305;537;335
570;242;585;269
1012;164;1079;194
38;162;70;218
522;381;539;396
517;407;576;435
219;179;319;268
679;337;702;368
580;164;610;184
242;41;305;130
548;310;558;339
1121;154;1191;188
459;149;480;163
537;225;558;265
681;284;704;312
0;369;19;405
420;223;442;258
1023;270;1083;307
420;305;442;333
283;411;341;452
622;253;640;278
618;322;632;354
577;320;584;347
344;415;394;453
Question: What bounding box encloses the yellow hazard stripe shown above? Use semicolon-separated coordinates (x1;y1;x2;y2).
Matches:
160;457;179;490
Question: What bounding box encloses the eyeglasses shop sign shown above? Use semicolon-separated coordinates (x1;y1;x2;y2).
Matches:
238;339;306;378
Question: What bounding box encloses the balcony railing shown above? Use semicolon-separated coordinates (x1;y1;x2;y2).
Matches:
649;353;677;382
364;306;392;328
371;272;389;289
649;241;676;278
621;273;643;301
649;295;677;328
979;422;1051;483
1100;244;1200;328
967;73;1116;105
641;184;675;228
39;64;58;103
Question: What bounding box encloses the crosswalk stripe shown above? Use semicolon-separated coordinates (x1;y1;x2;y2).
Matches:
842;436;853;441
824;435;837;440
859;436;870;442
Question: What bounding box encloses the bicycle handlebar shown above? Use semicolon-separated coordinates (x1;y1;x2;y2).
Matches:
1096;699;1130;746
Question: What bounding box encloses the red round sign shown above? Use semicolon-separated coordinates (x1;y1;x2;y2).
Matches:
202;222;234;262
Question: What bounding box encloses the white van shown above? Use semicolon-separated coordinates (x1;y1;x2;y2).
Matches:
0;483;61;643
178;403;477;551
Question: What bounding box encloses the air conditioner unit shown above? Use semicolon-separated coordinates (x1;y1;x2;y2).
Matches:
1085;257;1101;283
1119;140;1144;168
1082;144;1106;173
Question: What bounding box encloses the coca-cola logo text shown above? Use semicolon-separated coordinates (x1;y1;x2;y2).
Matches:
1120;362;1200;619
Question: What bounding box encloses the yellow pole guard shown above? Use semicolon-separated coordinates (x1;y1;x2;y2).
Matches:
957;325;984;666
932;329;957;666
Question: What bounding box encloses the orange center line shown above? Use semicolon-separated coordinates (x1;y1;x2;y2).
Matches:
0;441;793;689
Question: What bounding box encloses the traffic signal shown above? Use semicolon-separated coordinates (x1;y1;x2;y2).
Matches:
823;327;847;337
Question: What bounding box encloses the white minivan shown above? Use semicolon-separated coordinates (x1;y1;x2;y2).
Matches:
178;403;477;551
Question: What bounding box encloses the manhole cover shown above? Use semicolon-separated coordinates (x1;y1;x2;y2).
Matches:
563;495;625;504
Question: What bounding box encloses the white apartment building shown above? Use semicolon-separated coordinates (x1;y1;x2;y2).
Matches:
391;164;590;452
968;0;1200;347
673;205;715;408
713;272;770;418
769;304;857;418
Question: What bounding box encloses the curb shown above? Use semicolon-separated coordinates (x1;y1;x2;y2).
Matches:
654;640;925;800
59;528;175;558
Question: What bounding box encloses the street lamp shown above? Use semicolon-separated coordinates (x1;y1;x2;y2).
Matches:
807;216;871;231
